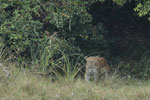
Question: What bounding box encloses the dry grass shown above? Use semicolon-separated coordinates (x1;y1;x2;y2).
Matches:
0;67;150;100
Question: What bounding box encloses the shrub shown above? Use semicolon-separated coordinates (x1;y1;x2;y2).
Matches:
28;36;82;79
116;51;150;79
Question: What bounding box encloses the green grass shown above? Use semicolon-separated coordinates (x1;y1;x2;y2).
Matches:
0;67;150;100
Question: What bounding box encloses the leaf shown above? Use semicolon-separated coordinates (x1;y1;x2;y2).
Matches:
0;4;8;9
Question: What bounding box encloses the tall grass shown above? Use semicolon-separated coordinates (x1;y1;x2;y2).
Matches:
138;51;150;78
28;36;83;80
51;53;85;80
116;51;150;79
0;45;11;80
0;37;9;65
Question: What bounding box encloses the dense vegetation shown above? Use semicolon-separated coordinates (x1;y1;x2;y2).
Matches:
0;0;150;79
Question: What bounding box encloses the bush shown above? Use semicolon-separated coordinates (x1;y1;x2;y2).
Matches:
1;0;150;79
116;51;150;79
0;0;92;61
28;36;82;78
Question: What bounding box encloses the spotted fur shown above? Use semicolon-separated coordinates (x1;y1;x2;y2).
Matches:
85;56;110;82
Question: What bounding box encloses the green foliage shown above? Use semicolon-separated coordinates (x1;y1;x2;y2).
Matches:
0;0;150;79
0;40;10;65
0;0;44;57
134;1;150;20
0;0;91;60
29;36;80;75
113;0;150;20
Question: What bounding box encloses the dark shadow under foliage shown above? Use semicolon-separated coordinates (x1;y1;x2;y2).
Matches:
89;1;150;62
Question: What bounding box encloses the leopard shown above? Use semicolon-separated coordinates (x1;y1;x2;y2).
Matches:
85;56;110;82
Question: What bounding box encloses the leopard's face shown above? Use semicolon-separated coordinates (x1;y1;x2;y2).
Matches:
85;56;110;71
86;59;97;68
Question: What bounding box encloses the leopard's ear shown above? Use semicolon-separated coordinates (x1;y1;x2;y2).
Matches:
85;56;88;60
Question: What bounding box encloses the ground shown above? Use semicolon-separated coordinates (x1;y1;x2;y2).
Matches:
0;67;150;100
